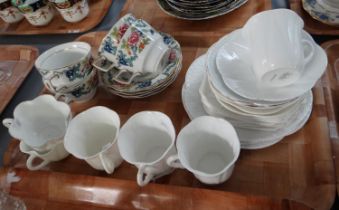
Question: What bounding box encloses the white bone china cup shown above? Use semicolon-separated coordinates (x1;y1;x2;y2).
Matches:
117;111;176;186
242;9;315;87
64;106;123;174
19;140;69;170
167;116;240;185
2;95;71;153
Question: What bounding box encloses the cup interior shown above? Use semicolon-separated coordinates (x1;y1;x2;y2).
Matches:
36;42;90;71
119;125;172;163
66;122;117;157
180;133;235;174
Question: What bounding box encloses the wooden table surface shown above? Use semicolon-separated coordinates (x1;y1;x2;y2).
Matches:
0;45;38;114
1;0;338;209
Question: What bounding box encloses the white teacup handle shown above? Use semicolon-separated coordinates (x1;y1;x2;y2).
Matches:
92;56;115;73
166;155;184;169
137;165;156;187
2;118;13;128
54;93;72;104
99;153;115;174
112;69;141;85
302;39;315;66
26;154;50;171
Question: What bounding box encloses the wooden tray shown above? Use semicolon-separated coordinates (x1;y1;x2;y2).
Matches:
0;45;38;114
290;0;339;35
120;0;271;46
321;40;339;197
2;31;336;210
0;0;112;35
0;168;315;210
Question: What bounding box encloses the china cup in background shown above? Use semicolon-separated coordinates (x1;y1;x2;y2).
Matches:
13;0;54;26
53;0;89;23
0;0;23;23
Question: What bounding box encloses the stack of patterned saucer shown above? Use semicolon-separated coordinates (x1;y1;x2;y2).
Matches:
156;0;248;20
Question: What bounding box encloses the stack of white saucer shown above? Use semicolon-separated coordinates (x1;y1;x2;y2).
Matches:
182;9;328;149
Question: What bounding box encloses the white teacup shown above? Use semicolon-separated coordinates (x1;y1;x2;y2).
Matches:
19;140;69;170
118;111;176;186
167;116;240;185
53;0;89;23
64;106;123;174
2;95;71;153
36;42;93;93
242;9;315;87
0;0;23;24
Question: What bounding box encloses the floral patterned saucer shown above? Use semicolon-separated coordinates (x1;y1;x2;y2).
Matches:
100;33;182;96
302;0;339;25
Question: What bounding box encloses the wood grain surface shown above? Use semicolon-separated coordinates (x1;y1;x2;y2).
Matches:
0;45;38;114
0;0;112;35
321;40;339;197
2;31;336;210
290;0;339;35
120;0;271;46
0;168;315;210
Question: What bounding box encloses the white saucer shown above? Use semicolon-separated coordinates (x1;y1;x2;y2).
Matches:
182;54;313;149
213;29;327;102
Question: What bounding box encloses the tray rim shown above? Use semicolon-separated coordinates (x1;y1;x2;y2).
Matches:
0;0;112;35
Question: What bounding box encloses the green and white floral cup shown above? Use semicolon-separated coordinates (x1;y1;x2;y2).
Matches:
35;41;93;93
12;0;54;26
52;0;89;23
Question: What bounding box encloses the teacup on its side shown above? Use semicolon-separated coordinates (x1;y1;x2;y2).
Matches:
93;13;137;72
118;111;176;186
167;116;240;185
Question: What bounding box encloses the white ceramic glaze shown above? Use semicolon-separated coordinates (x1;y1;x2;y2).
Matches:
64;106;122;174
181;54;313;149
19;140;69;170
56;0;89;23
23;4;54;26
118;111;176;186
36;42;92;92
241;9;314;86
0;5;23;23
2;95;71;152
167;116;240;184
210;29;327;102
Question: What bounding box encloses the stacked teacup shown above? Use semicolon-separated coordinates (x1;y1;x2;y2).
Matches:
182;9;328;149
2;95;71;170
93;14;182;98
35;42;98;103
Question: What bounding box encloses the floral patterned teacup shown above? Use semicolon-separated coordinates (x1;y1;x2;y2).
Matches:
14;0;55;26
35;41;93;93
93;13;136;73
53;67;98;104
53;0;89;23
0;0;23;23
111;19;171;84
